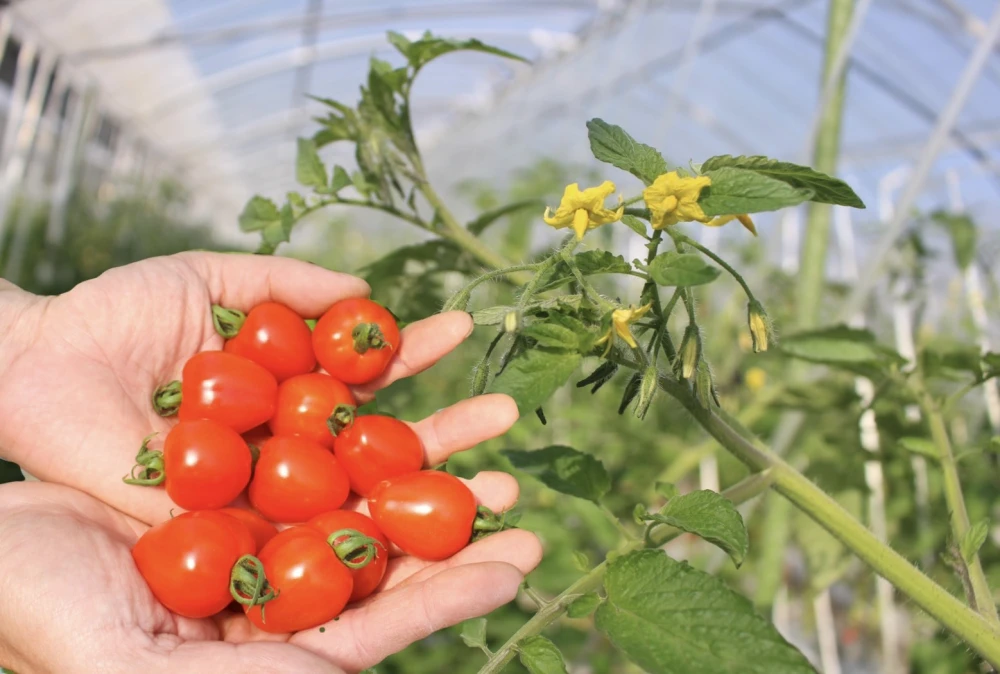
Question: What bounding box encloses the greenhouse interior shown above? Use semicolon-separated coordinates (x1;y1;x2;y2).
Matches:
1;0;1000;673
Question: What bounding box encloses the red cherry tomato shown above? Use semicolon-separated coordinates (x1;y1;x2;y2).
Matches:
249;436;350;523
245;527;354;633
132;510;254;618
368;471;478;561
178;351;278;433
220;507;280;551
162;420;252;510
333;415;424;496
309;510;390;601
313;298;400;385
269;373;355;449
223;302;316;382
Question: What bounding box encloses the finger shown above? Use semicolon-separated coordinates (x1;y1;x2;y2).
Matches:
177;251;370;316
380;528;543;590
290;562;523;672
410;394;519;465
352;312;473;402
166;641;344;674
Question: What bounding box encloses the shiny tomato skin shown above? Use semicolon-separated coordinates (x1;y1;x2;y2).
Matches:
245;527;354;633
269;373;355;449
308;510;390;601
220;507;280;550
178;351;278;433
333;415;424;496
313;298;400;385
368;471;477;561
132;511;254;618
162;420;252;510
248;436;350;523
224;302;316;382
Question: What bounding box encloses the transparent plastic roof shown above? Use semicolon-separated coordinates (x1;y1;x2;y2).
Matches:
11;0;1000;235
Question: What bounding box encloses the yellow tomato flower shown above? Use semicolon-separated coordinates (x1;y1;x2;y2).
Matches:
643;171;757;235
595;303;652;350
745;367;767;392
543;181;624;239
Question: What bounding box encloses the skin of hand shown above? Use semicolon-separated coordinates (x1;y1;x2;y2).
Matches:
0;252;543;673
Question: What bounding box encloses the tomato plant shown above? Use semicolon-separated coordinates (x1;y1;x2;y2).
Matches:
313;298;400;385
154;351;278;433
248;436;350;523
333;413;424;496
217;302;316;382
242;525;378;633
308;510;390;601
269;372;355;449
132;510;255;618
368;470;501;561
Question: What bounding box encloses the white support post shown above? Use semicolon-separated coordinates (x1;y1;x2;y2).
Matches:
46;85;96;248
0;35;37;252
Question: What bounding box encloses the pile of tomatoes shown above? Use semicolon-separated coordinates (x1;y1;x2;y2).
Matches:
126;298;504;633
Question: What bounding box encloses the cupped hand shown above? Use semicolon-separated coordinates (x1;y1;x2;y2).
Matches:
0;481;541;674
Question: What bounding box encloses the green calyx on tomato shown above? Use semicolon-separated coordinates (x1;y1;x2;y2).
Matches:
248;443;261;470
152;380;182;417
122;433;165;486
351;322;390;354
212;305;247;339
471;505;507;541
327;528;380;569
326;403;357;436
230;553;279;620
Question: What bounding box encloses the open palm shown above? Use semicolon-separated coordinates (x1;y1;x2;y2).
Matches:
0;252;542;672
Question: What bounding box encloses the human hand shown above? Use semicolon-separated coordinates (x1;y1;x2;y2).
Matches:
0;481;540;674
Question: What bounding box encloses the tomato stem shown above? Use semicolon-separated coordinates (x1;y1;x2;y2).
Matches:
230;554;278;622
471;505;506;540
328;528;381;569
122;433;165;486
152;380;182;417
211;305;247;339
326;404;357;437
248;443;261;471
352;322;389;354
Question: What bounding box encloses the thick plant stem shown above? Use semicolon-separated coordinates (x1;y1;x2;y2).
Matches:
919;386;1000;627
796;0;854;328
476;473;773;674
654;372;1000;667
417;181;530;284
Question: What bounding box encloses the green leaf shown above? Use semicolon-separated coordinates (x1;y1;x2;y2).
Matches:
459;618;488;651
778;325;905;367
595;550;816;674
575;250;631;275
641;490;749;567
296;138;328;189
898;437;939;460
567;592;603;619
572;550;590;571
621;214;649;237
586;118;668;184
699;167;813;217
961;519;990;564
0;458;23;484
392;31;528;72
701;155;865;208
517;635;568;674
287;191;307;213
467;199;544;235
501;445;610;504
489;349;581;415
655;482;679;500
472;305;513;326
522;323;579;351
331;165;352;193
931;211;977;270
645;251;721;287
920;345;984;381
238;195;280;232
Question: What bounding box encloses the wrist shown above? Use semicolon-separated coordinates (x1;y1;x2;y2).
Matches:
0;280;46;379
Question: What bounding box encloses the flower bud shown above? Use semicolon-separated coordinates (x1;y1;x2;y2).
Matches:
471;360;491;397
503;310;521;334
695;363;720;408
747;300;771;353
635;366;659;420
678;324;701;380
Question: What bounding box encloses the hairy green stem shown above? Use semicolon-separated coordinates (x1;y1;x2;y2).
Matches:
677;234;756;301
796;0;854;327
442;263;541;311
918;382;1000;627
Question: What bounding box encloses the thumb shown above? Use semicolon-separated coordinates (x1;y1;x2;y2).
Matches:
166;641;345;674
